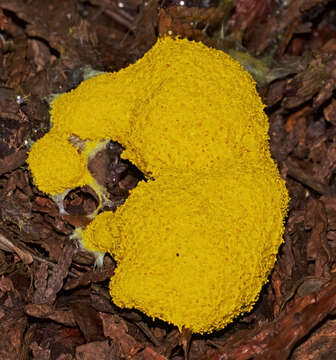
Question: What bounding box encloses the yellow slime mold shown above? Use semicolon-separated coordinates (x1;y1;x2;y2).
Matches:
27;37;289;334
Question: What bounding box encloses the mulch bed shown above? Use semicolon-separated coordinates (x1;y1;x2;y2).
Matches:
0;0;336;359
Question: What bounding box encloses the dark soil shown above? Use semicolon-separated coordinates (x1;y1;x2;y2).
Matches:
0;0;336;359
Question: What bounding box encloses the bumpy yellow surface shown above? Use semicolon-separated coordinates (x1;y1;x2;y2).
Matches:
27;131;93;195
27;37;289;334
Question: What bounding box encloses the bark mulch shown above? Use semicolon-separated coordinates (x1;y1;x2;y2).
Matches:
1;0;336;359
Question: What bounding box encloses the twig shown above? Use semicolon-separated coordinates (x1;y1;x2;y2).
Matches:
0;233;78;278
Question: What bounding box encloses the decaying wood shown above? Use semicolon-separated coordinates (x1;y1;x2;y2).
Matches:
1;0;336;359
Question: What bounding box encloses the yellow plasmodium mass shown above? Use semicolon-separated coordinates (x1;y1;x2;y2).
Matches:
27;131;93;195
27;37;289;334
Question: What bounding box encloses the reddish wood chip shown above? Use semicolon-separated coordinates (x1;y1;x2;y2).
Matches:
0;149;27;176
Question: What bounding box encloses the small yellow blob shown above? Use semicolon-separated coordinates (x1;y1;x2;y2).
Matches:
27;37;289;334
27;131;93;195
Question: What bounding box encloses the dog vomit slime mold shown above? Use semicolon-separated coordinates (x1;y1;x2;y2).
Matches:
27;37;289;334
